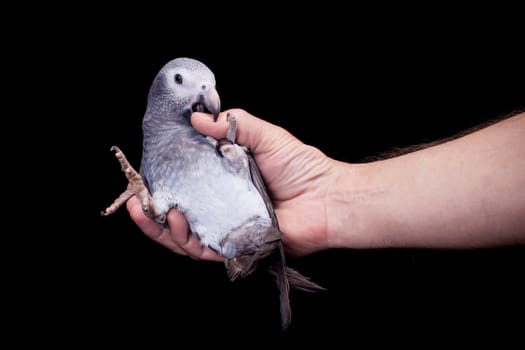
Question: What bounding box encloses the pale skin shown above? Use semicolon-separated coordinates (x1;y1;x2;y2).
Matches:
127;109;525;261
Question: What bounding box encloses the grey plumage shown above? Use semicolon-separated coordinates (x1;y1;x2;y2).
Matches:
102;57;323;329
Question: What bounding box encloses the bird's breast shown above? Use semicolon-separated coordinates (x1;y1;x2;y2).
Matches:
142;132;271;251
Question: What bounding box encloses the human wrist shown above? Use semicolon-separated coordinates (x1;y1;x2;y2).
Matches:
326;160;391;249
326;161;361;249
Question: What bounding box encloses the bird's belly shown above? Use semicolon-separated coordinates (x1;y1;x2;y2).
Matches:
150;152;271;251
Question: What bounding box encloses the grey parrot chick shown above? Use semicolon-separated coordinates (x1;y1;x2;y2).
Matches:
102;57;324;329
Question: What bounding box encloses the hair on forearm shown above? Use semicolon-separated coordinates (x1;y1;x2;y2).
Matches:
364;108;524;161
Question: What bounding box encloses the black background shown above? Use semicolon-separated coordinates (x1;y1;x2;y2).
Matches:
18;7;524;345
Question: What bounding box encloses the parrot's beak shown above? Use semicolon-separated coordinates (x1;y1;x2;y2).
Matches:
195;87;221;121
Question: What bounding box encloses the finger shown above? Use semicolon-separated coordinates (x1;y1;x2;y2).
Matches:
172;235;223;261
127;197;187;255
191;109;293;154
165;209;191;245
199;247;224;261
154;227;189;256
126;198;222;260
126;196;164;240
166;210;223;262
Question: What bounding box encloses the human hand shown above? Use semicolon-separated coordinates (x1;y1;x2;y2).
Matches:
127;109;336;260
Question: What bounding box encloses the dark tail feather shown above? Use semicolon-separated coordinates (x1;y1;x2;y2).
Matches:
268;243;326;330
268;266;326;292
273;243;291;330
285;267;326;292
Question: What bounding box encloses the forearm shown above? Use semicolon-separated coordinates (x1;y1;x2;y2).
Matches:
328;112;525;249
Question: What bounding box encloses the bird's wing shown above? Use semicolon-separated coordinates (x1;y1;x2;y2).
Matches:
246;149;279;228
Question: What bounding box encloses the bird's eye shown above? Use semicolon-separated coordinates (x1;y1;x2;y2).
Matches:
174;74;183;85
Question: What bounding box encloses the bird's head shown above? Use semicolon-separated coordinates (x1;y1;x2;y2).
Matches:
148;57;221;120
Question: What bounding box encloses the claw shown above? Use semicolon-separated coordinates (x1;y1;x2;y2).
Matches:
102;145;163;222
226;113;237;143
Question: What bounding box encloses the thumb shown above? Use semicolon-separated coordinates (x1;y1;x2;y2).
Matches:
191;108;291;154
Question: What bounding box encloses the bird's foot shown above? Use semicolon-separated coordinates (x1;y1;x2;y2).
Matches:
213;113;250;171
101;146;158;219
205;112;237;149
225;112;237;143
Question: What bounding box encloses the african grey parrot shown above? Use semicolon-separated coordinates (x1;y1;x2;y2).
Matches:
102;57;323;329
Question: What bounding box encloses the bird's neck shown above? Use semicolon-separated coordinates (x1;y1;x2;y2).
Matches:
143;107;197;143
143;114;192;135
144;95;191;125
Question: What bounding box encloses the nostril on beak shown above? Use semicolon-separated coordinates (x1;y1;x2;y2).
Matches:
201;85;206;90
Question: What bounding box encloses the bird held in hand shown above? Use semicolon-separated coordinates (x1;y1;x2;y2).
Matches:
102;57;324;329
